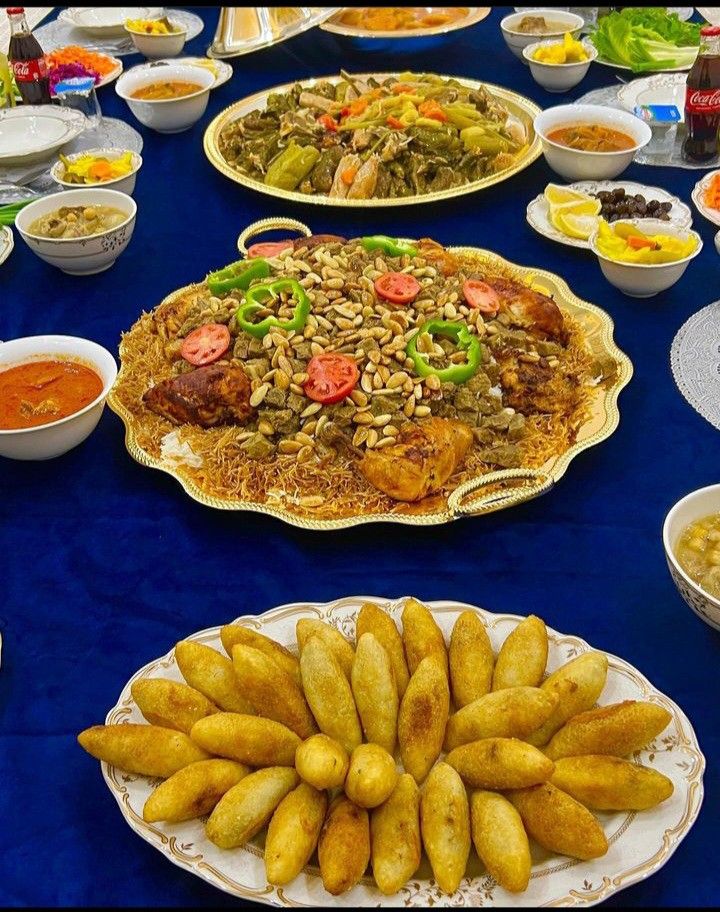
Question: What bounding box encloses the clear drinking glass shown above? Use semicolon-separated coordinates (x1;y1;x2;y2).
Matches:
55;78;103;129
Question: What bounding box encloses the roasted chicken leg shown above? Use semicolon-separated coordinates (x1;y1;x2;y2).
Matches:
359;417;473;502
143;363;254;428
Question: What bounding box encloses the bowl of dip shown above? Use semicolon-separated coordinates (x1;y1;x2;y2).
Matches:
664;484;720;631
0;335;118;460
15;188;137;275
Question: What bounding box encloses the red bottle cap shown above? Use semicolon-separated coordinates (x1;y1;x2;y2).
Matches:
701;25;720;36
6;8;25;13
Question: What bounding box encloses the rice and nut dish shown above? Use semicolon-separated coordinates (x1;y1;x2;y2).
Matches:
113;232;617;520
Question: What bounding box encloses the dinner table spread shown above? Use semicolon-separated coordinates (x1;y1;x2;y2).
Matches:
1;5;718;908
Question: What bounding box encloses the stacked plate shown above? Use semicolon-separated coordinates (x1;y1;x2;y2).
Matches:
0;106;86;168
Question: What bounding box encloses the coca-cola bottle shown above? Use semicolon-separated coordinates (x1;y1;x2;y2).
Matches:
683;25;720;163
6;6;51;105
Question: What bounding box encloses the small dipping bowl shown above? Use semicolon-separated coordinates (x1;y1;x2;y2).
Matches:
523;38;597;92
50;148;143;197
588;217;702;298
0;335;118;460
664;484;720;631
124;19;188;59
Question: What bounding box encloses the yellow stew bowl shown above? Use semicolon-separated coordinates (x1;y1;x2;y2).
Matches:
589;218;702;298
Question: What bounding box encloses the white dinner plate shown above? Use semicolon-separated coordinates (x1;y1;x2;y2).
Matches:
527;180;693;250
617;73;687;122
0;225;14;267
64;7;161;37
595;54;696;74
691;169;720;226
96;596;704;908
128;57;232;91
0;107;87;166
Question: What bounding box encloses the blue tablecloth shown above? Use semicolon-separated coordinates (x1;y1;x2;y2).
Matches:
1;6;718;907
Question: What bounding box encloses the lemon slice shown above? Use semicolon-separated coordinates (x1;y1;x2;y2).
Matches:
544;183;589;206
555;212;600;240
548;197;601;231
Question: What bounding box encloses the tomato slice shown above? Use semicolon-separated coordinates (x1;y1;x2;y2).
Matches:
304;353;360;404
374;272;421;305
181;323;231;366
463;279;501;315
247;240;294;258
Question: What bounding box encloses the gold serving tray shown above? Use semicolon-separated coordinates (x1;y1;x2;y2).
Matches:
207;7;341;60
320;7;492;39
109;218;632;529
202;73;542;208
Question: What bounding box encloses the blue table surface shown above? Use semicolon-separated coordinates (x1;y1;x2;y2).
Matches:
1;6;718;907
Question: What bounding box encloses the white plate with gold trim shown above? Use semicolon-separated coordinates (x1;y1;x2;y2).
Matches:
527;180;692;250
0;226;13;267
97;596;704;908
691;168;720;226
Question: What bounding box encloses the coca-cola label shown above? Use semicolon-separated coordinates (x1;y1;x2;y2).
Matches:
685;87;720;114
11;56;48;83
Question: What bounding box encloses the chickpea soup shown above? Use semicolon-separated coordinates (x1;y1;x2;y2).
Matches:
675;513;720;599
28;205;128;239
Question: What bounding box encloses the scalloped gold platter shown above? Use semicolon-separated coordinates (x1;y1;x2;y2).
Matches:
108;219;632;529
99;596;704;907
202;72;542;208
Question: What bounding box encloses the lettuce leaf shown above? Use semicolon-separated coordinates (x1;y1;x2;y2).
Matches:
589;8;701;73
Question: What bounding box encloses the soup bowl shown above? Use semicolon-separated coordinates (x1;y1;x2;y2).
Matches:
500;9;584;62
663;484;720;631
124;20;188;59
589;218;702;298
50;148;143;197
534;104;652;181
0;335;117;461
15;188;137;276
115;64;214;133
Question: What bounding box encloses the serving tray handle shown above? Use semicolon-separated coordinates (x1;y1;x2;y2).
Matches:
237;217;313;256
448;468;553;517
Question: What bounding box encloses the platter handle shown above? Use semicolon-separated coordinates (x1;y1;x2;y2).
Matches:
448;468;553;518
237;217;313;256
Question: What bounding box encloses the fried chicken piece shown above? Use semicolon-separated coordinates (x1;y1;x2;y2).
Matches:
143;363;254;428
499;359;579;417
487;276;567;343
359;417;473;502
417;237;460;276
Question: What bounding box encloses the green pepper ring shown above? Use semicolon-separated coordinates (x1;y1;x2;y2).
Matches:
236;278;311;340
406;319;483;384
361;234;418;258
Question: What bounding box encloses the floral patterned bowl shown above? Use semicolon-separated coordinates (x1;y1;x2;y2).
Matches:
663;484;720;631
15;188;136;276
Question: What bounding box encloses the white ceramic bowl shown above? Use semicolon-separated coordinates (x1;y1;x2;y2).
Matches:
15;188;137;276
589;218;702;298
534;104;652;181
0;335;117;460
50;148;143;196
124;21;188;59
500;9;584;62
115;64;214;134
523;38;597;92
663;484;720;631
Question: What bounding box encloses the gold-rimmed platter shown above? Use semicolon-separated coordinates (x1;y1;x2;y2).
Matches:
108;219;632;529
100;595;704;907
320;7;492;40
202;72;542;208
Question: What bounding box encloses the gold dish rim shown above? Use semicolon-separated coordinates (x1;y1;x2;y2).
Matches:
100;596;706;908
319;6;492;39
202;72;543;208
107;226;633;529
